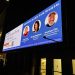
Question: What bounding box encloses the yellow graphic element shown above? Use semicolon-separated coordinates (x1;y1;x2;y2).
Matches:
40;58;46;75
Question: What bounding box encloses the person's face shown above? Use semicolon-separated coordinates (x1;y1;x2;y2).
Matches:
34;23;39;31
48;13;55;25
25;27;28;33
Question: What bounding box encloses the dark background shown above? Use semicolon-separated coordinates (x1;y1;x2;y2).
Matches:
0;0;74;75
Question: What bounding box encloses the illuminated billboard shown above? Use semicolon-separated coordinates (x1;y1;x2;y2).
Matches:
3;24;23;50
3;0;62;51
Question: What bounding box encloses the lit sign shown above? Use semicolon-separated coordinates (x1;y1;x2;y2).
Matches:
3;0;62;51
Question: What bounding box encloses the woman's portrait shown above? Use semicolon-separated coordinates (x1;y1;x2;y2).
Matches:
32;20;41;32
23;26;30;36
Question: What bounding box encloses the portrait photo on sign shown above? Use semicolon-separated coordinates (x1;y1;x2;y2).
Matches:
23;26;30;36
32;20;41;32
45;11;58;27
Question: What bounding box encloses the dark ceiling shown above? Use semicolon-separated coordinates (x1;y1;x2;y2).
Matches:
4;0;57;33
0;0;8;32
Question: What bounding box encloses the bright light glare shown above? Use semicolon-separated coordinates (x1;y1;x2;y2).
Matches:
6;0;10;2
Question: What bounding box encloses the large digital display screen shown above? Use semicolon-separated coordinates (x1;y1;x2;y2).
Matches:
3;24;23;50
3;0;62;51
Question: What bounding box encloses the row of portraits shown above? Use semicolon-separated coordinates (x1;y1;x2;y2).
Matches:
23;12;58;36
